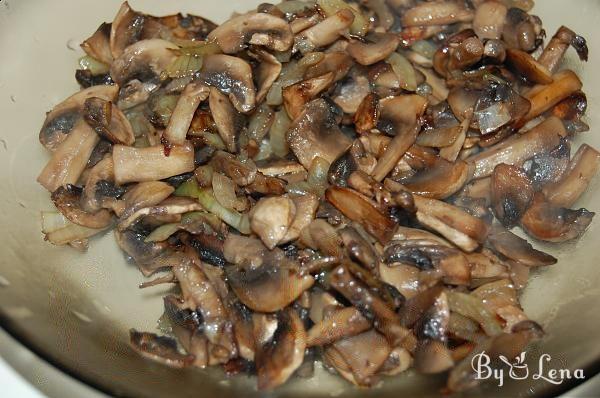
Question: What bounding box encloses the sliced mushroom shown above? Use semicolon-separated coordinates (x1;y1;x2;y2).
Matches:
118;197;203;231
487;224;556;267
538;26;589;74
505;48;553;85
347;33;400;66
468;116;568;179
326;186;395;244
207;12;293;54
490;164;534;228
403;159;472;200
283;72;335;120
332;70;371;115
81;22;113;66
163;82;210;146
371;95;428;182
208;88;244;153
542;144;600;208
286;98;352;169
379;347;413;376
305;52;353;83
340;226;379;272
199;54;256;113
226;261;314;312
280;193;319;244
306;306;370;347
520;192;595;243
118;181;175;219
110;39;178;86
412;195;489;252
250;196;296;249
401;1;474;27
39;85;119;151
210;150;257;186
83;97;135;145
37;120;101;193
115;229;178;276
254;50;282;104
414;339;454;374
255;309;306;390
472;1;507;40
112;142;195;185
129;329;194;368
51;185;113;229
110;2;146;59
294;9;354;53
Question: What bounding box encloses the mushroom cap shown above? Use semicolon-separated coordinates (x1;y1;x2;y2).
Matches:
110;39;178;86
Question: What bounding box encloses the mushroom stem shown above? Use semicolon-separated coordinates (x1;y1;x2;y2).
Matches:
163;82;210;146
538;26;589;74
401;1;474;27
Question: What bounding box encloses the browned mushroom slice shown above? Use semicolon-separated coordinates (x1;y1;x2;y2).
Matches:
173;254;236;363
286;98;352;169
110;39;178;86
487;224;556;267
81;23;113;65
207;12;293;54
326;186;395;244
403;159;472;200
371;95;428;182
163;82;210;146
210;150;257;186
109;2;146;58
118;197;203;231
347;33;400;66
39;85;118;151
118;181;175;219
83;97;135;145
199;54;256;113
402;1;474;27
294;9;354;53
129;329;194;368
537;26;589;74
282;72;335;120
254;50;282;104
80;157;120;213
332;69;371;115
325;329;392;386
468;116;568;179
226;262;314;312
339;226;379;272
520;192;595;243
542;144;600;208
306;307;371;347
51;185;113;229
354;93;380;134
280;193;319;244
330;265;410;346
305;52;353;83
490;164;534;228
249;196;296;249
379;347;413;376
414;339;454;374
208;88;244;153
255;309;306;390
112;142;195;185
472;1;507;40
519;70;583;125
413;195;489;252
505;49;553;85
393;226;453;247
37;120;100;193
115;229;178;276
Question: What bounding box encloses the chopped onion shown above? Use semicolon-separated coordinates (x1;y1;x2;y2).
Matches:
270;110;291;158
164;41;221;79
41;211;71;234
212;172;243;211
387;52;418;92
446;291;503;336
42;211;107;245
78;55;109;75
317;0;369;36
307;157;330;196
144;223;180;243
474;102;512;135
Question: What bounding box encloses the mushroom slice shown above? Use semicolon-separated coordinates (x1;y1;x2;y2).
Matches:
255;309;306;390
280;193;319;244
520;192;595;243
519;70;583;125
115;229;178;276
81;157;121;213
542;144;600;208
37;120;100;193
209;88;244;153
119;181;175;219
472;1;507;40
250;196;296;249
412;195;489;252
305;52;354;83
81;22;113;65
538;26;589;74
51;185;113;229
199;54;256;113
39;85;118;151
332;69;371;115
129;329;194;368
491;164;534;228
414;339;454;374
110;2;146;59
110;39;178;86
294;9;354;53
401;1;474;27
207;12;293;54
505;49;553;85
354;93;380;134
379;347;412;376
326;330;392;386
340;226;379;272
226;262;314;312
254;50;282;104
118;197;203;231
347;33;400;66
371;95;428;182
326;187;395;244
306;307;371;347
210;151;257;186
403;159;472;200
223;234;269;269
330;265;410;346
468;116;568;179
283;72;335;120
112;142;195;185
487;224;556;267
83;97;135;145
286;98;352;169
163;82;210;146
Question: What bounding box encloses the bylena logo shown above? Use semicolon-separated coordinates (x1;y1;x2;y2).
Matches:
471;351;585;387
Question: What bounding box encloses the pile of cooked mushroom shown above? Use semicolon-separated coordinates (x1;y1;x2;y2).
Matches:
37;0;597;392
